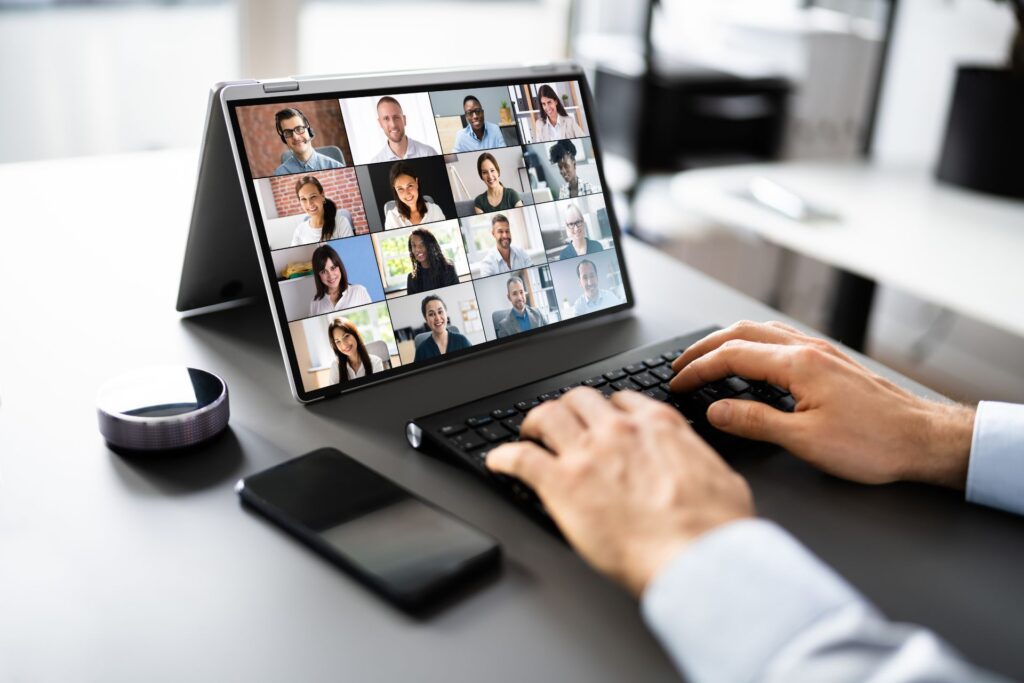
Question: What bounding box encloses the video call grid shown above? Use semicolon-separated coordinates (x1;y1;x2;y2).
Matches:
234;80;621;391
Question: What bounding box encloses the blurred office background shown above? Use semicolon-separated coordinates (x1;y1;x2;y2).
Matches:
4;0;1021;402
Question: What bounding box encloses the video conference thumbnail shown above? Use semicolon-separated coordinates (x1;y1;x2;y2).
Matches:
288;301;402;393
256;168;372;251
272;235;385;322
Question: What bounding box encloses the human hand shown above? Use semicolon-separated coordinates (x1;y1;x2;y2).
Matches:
486;388;753;596
669;321;975;489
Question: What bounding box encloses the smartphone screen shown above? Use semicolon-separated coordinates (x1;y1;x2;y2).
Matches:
237;448;499;610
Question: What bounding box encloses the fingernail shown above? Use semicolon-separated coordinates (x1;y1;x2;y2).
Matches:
708;401;731;425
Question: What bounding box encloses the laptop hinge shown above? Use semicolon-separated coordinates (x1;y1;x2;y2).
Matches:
262;81;299;93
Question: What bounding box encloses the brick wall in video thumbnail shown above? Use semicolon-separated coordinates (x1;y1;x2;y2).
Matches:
269;168;368;231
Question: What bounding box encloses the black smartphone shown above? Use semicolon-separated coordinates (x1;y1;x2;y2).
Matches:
236;447;501;613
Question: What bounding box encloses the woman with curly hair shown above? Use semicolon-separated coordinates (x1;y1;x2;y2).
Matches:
326;317;384;384
548;139;596;200
384;162;446;229
405;228;459;294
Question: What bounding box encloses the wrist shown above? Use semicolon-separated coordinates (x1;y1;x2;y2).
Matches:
907;402;976;489
632;511;754;596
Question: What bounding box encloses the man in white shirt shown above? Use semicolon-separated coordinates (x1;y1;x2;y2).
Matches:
487;320;1018;683
478;213;532;277
571;259;623;316
369;96;439;163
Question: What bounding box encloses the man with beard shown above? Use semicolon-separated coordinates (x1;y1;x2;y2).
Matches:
369;96;439;163
494;275;548;338
478;213;532;276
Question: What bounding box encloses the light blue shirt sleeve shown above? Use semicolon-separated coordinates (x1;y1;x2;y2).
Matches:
966;401;1024;516
641;519;1006;683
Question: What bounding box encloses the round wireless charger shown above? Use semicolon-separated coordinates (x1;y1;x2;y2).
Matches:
97;366;229;451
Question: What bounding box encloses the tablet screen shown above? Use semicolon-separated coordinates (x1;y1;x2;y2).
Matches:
227;74;632;400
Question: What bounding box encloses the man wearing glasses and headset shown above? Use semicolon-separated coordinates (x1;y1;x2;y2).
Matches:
273;108;346;176
452;95;505;153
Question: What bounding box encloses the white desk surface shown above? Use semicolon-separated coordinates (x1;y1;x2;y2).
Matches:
3;150;1024;681
668;161;1024;339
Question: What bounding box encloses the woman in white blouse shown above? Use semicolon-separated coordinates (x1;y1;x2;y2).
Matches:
290;175;355;246
326;317;384;385
308;244;371;315
383;161;446;229
533;84;585;142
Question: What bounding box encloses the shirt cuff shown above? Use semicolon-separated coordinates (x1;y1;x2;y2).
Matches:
966;401;1024;516
640;519;866;683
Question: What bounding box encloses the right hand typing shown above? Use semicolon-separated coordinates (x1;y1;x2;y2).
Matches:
668;321;976;489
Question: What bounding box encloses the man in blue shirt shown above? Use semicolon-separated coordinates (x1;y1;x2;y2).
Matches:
487;320;1019;683
273;108;345;176
494;276;547;338
452;96;506;153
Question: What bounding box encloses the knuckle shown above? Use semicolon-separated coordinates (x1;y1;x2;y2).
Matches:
792;344;824;368
647;401;681;425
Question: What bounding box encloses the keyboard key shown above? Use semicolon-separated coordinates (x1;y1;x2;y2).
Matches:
440;424;466;437
643;357;665;368
702;381;737;401
775;395;796;412
451;432;486;452
661;351;681;362
723;376;751;394
644;388;669;402
466;415;493;428
659;382;674;394
599;384;617;397
477;424;512;443
651;365;675;382
490;407;518;420
631;372;659;389
502;414;525;433
612;378;640;392
604;369;627;382
624;363;647;374
538;392;561;402
469;446;496;466
583;376;607;388
516;399;540;412
560;383;580;393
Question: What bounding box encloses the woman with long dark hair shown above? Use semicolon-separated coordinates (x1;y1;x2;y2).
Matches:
405;228;458;294
413;295;472;362
533;84;584;143
309;244;371;315
327;317;384;384
384;162;446;229
291;175;354;246
472;152;525;214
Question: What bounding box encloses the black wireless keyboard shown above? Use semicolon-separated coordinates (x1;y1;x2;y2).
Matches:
406;327;795;532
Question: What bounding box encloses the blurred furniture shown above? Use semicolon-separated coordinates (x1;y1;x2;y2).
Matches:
364;340;392;369
665;160;1024;349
